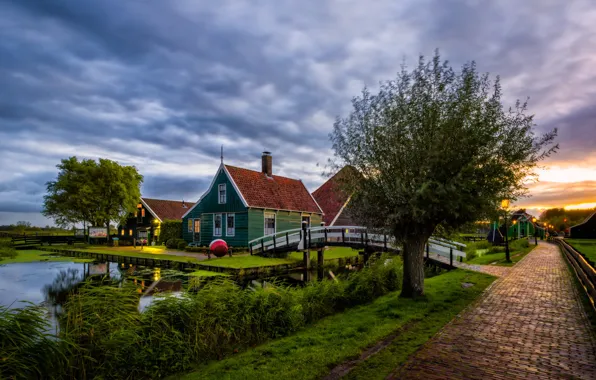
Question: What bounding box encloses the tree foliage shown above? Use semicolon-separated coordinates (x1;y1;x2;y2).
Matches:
330;52;557;297
43;157;143;232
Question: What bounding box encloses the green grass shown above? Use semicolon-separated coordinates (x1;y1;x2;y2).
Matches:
0;250;93;264
288;247;361;261
46;246;205;263
565;239;596;264
176;270;495;380
199;255;300;268
466;240;536;266
188;270;228;277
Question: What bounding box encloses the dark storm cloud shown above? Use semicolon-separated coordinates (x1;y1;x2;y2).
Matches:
1;0;595;224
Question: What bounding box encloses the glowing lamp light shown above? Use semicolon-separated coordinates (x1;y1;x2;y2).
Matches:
512;220;517;225
532;217;537;223
501;199;510;209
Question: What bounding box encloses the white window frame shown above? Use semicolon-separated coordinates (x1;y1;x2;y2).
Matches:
264;212;276;236
218;183;227;204
194;218;201;233
187;219;193;233
226;213;235;236
214;213;223;236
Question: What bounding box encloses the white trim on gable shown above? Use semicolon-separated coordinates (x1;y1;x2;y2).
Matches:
181;163;250;218
329;195;352;226
140;198;162;223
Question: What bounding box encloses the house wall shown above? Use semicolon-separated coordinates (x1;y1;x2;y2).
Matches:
182;168;247;245
118;206;157;241
247;209;322;242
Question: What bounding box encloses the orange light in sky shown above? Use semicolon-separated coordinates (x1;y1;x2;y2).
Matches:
564;202;596;210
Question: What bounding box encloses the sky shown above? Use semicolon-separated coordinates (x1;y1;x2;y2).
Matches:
1;0;595;226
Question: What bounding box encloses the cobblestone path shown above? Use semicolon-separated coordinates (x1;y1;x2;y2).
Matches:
394;242;596;379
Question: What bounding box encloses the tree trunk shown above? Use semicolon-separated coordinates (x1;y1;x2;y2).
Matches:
400;234;428;298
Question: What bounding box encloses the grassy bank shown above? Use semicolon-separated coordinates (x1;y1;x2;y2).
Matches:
1;254;404;379
177;270;495;380
565;239;596;264
0;250;93;264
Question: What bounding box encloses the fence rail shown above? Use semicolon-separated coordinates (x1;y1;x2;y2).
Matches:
555;238;596;311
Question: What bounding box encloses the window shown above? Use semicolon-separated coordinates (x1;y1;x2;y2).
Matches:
227;214;235;236
194;219;201;233
188;219;193;233
218;184;227;204
264;212;276;235
301;215;311;228
141;208;145;217
120;229;124;236
214;214;222;236
129;229;133;236
137;209;142;223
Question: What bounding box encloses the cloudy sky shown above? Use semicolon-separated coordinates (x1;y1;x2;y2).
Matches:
1;0;595;225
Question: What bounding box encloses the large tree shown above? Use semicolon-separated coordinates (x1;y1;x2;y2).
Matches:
43;157;143;236
330;53;557;297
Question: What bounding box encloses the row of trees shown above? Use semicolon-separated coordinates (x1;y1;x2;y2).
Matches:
539;207;595;232
42;157;143;236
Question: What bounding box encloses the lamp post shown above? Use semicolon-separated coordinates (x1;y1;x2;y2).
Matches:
532;217;538;245
501;199;511;263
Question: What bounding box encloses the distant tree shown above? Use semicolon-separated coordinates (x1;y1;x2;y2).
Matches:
330;52;558;297
14;221;32;234
43;157;143;238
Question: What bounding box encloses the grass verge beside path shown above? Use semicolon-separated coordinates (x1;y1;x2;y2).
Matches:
0;250;93;264
467;244;537;266
176;270;495;380
565;239;596;264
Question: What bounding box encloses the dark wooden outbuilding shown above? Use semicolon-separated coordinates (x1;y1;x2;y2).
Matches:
570;212;596;239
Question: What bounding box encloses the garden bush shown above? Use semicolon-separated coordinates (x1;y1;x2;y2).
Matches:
177;240;188;250
0;239;16;261
159;219;182;244
510;238;529;250
0;254;404;379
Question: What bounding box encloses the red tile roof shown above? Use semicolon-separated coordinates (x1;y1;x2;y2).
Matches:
142;198;195;221
312;167;355;225
225;165;322;214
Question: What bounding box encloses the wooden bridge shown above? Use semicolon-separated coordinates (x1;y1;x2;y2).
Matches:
248;225;466;266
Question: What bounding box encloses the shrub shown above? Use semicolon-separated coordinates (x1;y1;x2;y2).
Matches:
489;245;505;254
475;240;491;250
159;219;182;244
177;240;188;250
0;239;16;261
510;238;529;250
466;250;478;261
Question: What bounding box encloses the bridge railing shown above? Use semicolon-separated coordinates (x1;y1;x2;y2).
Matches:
248;225;466;262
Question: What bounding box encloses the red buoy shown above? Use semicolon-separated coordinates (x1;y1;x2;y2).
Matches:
209;239;228;258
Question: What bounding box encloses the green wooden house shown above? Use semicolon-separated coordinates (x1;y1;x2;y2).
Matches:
182;152;324;247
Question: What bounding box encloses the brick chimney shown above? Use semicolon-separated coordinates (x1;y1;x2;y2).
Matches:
261;151;272;177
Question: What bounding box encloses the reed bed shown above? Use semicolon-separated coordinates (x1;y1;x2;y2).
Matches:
1;254;403;379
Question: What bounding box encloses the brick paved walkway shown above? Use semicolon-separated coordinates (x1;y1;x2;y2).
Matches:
394;242;596;379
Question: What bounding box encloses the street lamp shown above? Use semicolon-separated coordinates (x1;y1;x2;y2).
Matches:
501;199;511;263
532;217;538;245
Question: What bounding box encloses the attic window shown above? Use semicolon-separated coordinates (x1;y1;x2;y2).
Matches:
218;184;227;204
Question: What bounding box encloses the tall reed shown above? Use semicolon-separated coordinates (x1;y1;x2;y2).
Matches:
1;253;404;379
